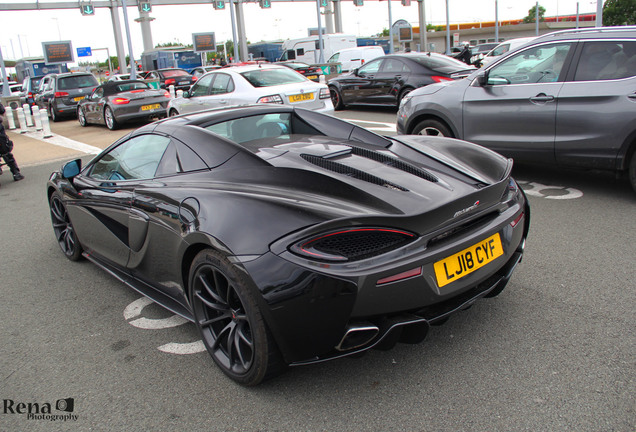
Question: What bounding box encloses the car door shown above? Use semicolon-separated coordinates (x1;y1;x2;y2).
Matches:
66;134;172;268
83;87;103;123
371;57;411;105
462;42;575;163
177;73;214;113
554;40;636;170
339;58;383;104
36;76;53;109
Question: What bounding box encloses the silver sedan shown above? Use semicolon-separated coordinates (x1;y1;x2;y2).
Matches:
167;64;334;116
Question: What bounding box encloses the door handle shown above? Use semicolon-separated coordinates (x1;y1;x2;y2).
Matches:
529;93;555;104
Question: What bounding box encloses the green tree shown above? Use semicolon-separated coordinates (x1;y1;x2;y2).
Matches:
603;0;636;26
523;4;546;23
378;28;390;37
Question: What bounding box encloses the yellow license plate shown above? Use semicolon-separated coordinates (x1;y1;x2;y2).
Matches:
433;233;504;288
306;75;318;80
141;103;160;111
289;93;314;103
74;96;85;102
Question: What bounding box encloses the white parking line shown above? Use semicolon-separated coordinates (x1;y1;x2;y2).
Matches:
13;128;102;155
340;118;396;133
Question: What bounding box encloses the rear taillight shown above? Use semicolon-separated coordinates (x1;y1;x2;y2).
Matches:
54;91;69;97
290;227;417;262
319;88;330;99
431;76;453;83
112;97;130;105
165;78;176;85
257;94;284;104
192;76;198;81
130;89;145;93
163;91;171;98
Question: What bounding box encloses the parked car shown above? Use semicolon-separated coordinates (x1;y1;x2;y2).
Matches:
327;46;385;73
19;76;43;105
397;26;636;192
328;52;475;110
143;68;197;91
35;72;99;121
190;66;222;78
77;80;170;130
47;104;529;385
275;61;323;82
107;74;131;82
480;37;538;67
167;64;333;116
470;43;500;67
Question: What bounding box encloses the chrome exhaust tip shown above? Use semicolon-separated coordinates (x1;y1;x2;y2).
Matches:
336;324;380;351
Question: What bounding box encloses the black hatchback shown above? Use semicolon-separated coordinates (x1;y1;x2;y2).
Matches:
328;52;475;110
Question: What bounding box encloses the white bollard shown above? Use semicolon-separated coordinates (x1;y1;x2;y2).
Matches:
176;89;183;98
5;106;17;130
319;74;326;84
40;108;53;138
169;84;176;99
23;104;34;127
34;106;43;131
17;108;28;133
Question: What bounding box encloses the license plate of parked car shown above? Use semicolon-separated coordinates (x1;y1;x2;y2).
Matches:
73;96;85;102
433;233;504;287
289;93;314;103
306;75;318;80
141;104;161;111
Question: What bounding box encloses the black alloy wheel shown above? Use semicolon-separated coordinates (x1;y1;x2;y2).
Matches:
49;104;59;122
49;192;83;261
329;86;345;110
78;107;87;127
189;249;283;386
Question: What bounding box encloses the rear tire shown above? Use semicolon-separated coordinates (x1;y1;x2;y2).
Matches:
629;150;636;193
412;119;453;137
329;86;345;110
189;249;285;386
49;104;59;122
169;108;179;117
104;106;119;130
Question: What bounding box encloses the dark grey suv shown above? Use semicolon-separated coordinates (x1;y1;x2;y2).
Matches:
35;72;99;121
397;26;636;191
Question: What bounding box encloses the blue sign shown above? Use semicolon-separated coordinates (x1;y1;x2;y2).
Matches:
77;47;92;57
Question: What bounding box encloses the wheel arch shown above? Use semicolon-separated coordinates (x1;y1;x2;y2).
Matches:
406;111;458;138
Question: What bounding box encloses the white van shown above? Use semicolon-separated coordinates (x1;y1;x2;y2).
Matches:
278;34;357;64
480;36;538;67
327;46;385;72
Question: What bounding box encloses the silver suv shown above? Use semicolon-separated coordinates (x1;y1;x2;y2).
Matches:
397;26;636;191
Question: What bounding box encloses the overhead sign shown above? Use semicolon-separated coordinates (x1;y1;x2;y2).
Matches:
138;1;152;12
42;41;74;65
80;3;95;15
76;47;92;57
192;33;216;53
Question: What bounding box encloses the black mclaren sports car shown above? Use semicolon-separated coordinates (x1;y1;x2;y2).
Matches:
47;105;529;386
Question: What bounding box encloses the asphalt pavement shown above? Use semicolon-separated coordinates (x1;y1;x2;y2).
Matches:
0;113;634;432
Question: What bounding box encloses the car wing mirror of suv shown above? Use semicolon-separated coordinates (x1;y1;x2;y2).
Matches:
476;70;489;86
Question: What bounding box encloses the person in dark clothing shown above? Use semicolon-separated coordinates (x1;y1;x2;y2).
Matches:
0;102;25;186
458;43;472;65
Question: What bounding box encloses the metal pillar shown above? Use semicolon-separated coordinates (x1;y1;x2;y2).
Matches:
333;0;343;33
316;0;325;62
445;0;450;54
495;0;499;42
325;1;334;34
110;3;127;74
136;10;155;52
120;0;137;79
1;47;10;97
596;0;603;27
418;0;427;52
229;0;239;62
235;0;248;62
388;0;394;54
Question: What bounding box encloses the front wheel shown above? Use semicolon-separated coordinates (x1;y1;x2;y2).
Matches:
49;192;83;261
412;119;453;137
189;249;284;386
104;106;119;130
329;86;345;110
628;150;636;193
169;108;179;117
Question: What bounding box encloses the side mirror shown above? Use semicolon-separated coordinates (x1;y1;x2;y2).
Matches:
182;90;191;98
476;70;489;86
352;68;360;76
62;159;81;179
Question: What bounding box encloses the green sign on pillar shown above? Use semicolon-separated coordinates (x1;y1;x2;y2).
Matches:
139;1;152;12
259;0;271;8
320;0;328;7
80;3;95;15
214;0;225;10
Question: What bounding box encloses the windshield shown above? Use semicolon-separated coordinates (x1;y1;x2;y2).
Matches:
241;68;307;87
116;82;150;92
161;70;190;77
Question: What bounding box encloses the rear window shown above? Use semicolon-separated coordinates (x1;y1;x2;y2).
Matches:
240;68;306;87
58;75;98;90
116;82;150;92
161;70;190;77
410;55;471;72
